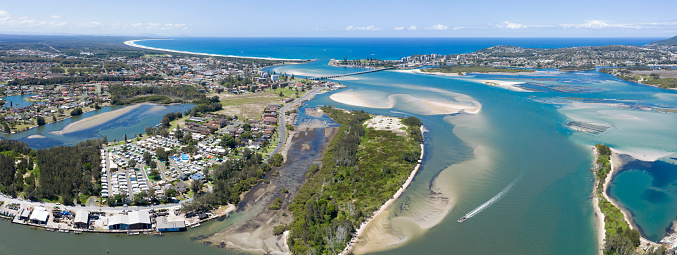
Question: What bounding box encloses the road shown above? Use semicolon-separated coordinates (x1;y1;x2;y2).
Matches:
266;87;323;162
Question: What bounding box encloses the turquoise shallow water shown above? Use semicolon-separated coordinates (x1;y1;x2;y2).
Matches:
2;37;676;254
609;158;677;241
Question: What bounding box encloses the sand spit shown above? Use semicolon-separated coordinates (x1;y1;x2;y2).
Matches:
473;79;531;92
329;91;481;115
124;40;307;61
591;147;606;254
27;134;46;139
53;104;144;135
341;127;427;255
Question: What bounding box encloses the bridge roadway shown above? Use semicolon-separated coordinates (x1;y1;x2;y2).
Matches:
309;67;394;80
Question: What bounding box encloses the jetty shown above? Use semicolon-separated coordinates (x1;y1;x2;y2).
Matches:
309;67;394;80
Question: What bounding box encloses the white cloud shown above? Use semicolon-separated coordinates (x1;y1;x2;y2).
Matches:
0;10;68;28
346;25;381;31
425;24;449;31
497;21;526;29
408;25;417;31
0;10;191;34
452;26;465;30
393;26;404;31
561;20;641;29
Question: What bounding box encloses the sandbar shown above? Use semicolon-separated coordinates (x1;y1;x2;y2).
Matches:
53;104;145;135
330;91;481;115
329;91;394;109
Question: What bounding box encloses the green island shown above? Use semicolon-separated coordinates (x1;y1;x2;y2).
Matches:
287;107;423;254
593;144;667;255
420;65;535;75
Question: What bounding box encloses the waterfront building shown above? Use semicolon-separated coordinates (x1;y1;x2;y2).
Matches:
29;207;49;225
108;211;151;230
74;211;90;229
156;216;186;232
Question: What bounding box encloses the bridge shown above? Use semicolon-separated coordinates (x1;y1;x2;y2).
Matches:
309;67;394;80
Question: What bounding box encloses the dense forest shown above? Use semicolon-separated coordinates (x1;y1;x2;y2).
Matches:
35;140;102;204
0;140;37;198
287;107;423;254
180;149;272;213
0;139;101;204
110;84;205;105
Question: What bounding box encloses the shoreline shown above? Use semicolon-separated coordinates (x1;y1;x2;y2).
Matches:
591;147;605;254
124;39;310;62
339;125;426;255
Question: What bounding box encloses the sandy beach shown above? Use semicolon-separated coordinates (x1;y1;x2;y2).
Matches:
53;104;144;135
591;147;606;254
124;40;307;61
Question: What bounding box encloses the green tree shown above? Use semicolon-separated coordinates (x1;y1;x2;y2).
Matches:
70;107;83;116
271;153;284;167
143;151;152;164
150;169;160;180
36;116;45;126
191;180;202;195
166;189;177;198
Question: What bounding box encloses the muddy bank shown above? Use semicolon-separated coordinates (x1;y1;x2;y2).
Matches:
203;126;339;254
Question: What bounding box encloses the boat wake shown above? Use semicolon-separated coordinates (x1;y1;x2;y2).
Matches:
458;171;524;223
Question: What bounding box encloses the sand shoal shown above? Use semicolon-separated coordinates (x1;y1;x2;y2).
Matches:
329;91;394;109
330;91;481;115
54;103;145;135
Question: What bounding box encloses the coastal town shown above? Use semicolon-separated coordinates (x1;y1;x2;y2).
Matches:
330;40;677;89
0;37;346;238
2;33;677;255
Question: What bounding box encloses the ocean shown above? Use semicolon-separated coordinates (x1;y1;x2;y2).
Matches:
2;37;675;254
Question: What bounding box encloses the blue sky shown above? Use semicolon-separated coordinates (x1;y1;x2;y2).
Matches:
1;0;676;37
